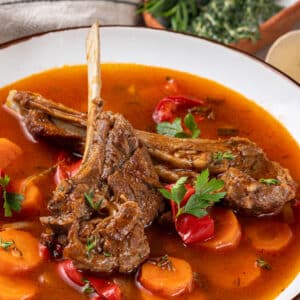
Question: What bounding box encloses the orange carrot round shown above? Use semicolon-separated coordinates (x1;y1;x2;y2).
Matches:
245;220;293;252
199;208;241;250
205;248;261;288
0;138;22;169
0;275;37;300
19;180;42;216
139;256;193;297
0;230;42;275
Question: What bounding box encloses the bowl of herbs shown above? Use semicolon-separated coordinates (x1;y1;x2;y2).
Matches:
141;0;300;54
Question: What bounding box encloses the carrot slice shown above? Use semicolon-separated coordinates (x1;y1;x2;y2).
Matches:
0;275;37;300
199;208;241;250
245;220;293;252
0;138;22;169
0;230;42;275
205;248;261;288
20;181;42;216
139;256;193;297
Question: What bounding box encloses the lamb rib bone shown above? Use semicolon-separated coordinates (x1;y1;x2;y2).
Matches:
38;23;163;273
6;89;297;217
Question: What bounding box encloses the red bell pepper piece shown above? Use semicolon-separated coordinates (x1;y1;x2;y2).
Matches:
58;260;85;286
88;277;122;300
58;260;122;300
167;184;214;244
152;95;205;123
54;152;82;185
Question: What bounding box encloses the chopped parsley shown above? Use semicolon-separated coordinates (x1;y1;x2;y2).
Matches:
86;236;97;259
213;151;235;162
256;257;272;270
156;113;200;139
0;174;24;217
84;190;103;210
0;237;14;250
82;279;94;294
148;255;174;271
159;169;226;218
259;178;280;185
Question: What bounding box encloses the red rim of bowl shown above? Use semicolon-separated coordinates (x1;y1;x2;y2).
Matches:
0;25;299;89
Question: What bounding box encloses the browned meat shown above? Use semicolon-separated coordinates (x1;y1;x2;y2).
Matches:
6;91;297;217
39;25;163;274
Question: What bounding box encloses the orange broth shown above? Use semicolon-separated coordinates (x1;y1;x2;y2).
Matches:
0;64;299;300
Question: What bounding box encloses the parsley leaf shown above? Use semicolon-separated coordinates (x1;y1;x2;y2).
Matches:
84;191;103;210
259;178;280;185
0;174;24;217
156;113;200;139
184;113;201;138
159;169;226;218
103;251;112;257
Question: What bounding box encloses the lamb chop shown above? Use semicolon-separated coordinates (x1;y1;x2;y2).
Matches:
6;89;297;217
38;24;163;273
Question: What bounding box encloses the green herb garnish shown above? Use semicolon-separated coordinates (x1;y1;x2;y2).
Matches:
256;257;272;270
0;237;14;250
213;151;235;162
156;113;200;138
0;174;24;217
159;169;226;218
82;279;94;294
86;236;97;259
259;178;280;185
84;191;103;210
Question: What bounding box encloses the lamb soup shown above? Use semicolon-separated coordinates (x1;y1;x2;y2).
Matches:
0;64;299;300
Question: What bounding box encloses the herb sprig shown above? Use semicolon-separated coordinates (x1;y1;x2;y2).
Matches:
159;169;226;218
0;174;24;217
156;113;200;138
213;151;235;162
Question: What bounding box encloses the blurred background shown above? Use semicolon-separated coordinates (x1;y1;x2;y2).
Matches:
1;0;299;80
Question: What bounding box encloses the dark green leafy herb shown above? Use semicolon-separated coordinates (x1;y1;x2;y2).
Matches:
140;0;282;44
259;178;280;185
86;236;97;259
0;174;24;217
159;169;226;218
84;191;103;210
82;279;94;294
156;113;200;138
0;237;14;250
256;257;272;270
213;151;235;162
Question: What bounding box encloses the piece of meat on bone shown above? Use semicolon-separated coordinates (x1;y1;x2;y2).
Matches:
6;89;297;217
38;24;163;273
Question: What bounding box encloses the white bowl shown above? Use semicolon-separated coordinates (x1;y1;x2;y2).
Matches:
266;30;300;83
0;26;299;299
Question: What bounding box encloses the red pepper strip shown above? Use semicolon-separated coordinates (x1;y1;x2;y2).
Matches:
88;277;122;300
152;95;205;123
58;260;122;300
54;152;82;185
58;260;85;286
167;184;214;245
